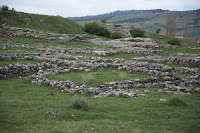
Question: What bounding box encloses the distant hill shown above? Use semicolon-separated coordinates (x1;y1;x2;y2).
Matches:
0;10;84;34
68;9;200;39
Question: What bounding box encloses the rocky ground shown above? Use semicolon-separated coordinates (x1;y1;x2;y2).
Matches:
0;25;199;99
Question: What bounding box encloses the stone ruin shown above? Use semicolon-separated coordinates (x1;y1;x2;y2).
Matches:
96;22;135;37
0;25;200;98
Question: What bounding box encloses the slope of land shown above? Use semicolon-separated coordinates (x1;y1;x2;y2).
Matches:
0;10;84;34
69;9;200;39
0;11;200;132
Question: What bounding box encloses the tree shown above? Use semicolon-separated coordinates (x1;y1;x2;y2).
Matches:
100;18;107;23
166;12;176;37
156;28;161;34
0;5;9;11
183;24;189;39
183;24;195;42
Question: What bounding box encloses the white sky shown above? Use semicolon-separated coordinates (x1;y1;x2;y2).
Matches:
0;0;199;17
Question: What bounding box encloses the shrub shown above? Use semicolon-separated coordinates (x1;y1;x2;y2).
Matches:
166;97;187;106
58;29;63;34
71;96;90;110
167;38;181;46
0;5;9;11
119;71;127;80
83;74;95;85
84;22;111;37
130;29;145;37
45;110;57;119
111;32;124;39
100;18;107;23
156;28;161;34
0;30;11;35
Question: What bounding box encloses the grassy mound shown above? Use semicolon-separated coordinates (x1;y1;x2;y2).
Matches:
0;10;84;34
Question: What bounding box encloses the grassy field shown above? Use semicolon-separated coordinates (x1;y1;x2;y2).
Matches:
0;11;84;34
0;78;200;132
147;32;200;49
0;60;41;66
0;13;200;132
46;70;150;87
0;36;105;49
161;47;200;54
0;48;35;54
65;53;138;60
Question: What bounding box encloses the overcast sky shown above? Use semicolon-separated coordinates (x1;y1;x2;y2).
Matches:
0;0;199;17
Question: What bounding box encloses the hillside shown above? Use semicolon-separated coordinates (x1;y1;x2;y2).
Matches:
69;9;200;39
0;10;84;34
0;10;200;132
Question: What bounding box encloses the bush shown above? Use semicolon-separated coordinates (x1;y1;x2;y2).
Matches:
100;18;107;23
58;29;63;34
156;28;161;34
166;97;187;106
71;96;90;110
111;32;124;39
167;38;181;46
0;5;9;11
83;74;95;85
119;71;127;80
84;22;111;37
130;29;145;37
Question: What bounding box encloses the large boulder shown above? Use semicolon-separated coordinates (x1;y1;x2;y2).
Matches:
96;22;135;37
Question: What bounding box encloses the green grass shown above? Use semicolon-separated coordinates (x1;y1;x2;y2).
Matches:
0;60;41;66
66;53;139;60
77;21;93;26
134;88;161;92
26;33;42;36
161;47;200;54
0;48;35;54
46;70;150;87
105;54;139;60
174;72;192;76
0;36;106;49
148;32;200;48
140;61;200;69
65;53;100;57
96;36;113;41
166;97;187;106
0;78;200;132
0;11;84;34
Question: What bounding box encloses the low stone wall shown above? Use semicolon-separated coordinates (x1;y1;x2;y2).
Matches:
27;61;200;98
134;56;200;67
1;25;41;33
0;52;199;97
0;25;94;43
0;63;40;79
90;37;163;49
0;53;40;60
1;52;199;76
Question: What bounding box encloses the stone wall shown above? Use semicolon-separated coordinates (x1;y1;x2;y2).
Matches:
26;59;200;98
0;63;41;79
134;56;200;67
90;37;163;49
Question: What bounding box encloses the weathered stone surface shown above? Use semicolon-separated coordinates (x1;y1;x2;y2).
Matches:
0;25;199;98
96;22;135;37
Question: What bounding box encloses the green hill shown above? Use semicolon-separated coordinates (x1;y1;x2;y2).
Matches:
69;9;200;39
0;10;84;34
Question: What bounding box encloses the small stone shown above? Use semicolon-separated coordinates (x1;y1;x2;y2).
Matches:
160;98;167;102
